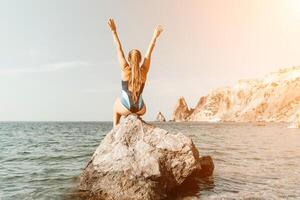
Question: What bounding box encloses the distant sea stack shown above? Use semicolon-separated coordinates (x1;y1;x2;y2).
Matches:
172;97;194;122
79;115;214;200
174;66;300;123
156;111;166;122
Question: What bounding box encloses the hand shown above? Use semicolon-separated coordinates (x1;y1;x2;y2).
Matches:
153;25;163;38
108;18;117;32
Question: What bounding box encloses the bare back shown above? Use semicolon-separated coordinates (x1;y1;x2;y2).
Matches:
120;58;150;83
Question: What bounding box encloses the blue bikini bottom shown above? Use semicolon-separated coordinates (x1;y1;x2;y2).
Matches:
120;90;144;113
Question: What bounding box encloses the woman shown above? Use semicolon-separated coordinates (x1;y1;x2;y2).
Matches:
108;19;163;127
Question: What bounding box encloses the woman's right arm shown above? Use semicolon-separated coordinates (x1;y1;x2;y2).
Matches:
142;25;163;73
108;19;128;69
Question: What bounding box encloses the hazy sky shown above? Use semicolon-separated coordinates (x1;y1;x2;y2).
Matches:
1;0;300;121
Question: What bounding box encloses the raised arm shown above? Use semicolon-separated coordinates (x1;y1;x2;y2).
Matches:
145;25;163;60
142;25;163;72
108;19;128;69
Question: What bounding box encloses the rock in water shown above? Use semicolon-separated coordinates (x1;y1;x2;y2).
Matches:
198;156;214;177
298;121;300;128
79;115;214;200
172;97;193;122
287;114;300;128
296;115;300;128
156;111;166;122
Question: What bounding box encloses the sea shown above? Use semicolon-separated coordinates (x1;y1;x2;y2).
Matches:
1;121;300;200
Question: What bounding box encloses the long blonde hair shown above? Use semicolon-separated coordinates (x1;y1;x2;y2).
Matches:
128;49;142;103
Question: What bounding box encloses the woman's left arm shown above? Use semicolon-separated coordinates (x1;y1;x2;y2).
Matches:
142;25;163;75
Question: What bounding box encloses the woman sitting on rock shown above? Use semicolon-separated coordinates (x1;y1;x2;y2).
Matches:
108;19;163;127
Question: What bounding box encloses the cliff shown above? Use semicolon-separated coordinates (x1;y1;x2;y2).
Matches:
174;66;300;123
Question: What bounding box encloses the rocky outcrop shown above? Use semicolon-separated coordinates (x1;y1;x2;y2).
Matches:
172;97;194;122
156;111;166;122
295;114;300;128
288;114;300;128
293;120;300;128
79;115;214;200
175;66;300;123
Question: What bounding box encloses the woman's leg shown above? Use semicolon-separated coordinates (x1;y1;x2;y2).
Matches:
113;98;131;127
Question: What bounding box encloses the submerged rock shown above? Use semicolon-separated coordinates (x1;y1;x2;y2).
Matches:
79;115;214;200
172;97;194;122
156;111;166;122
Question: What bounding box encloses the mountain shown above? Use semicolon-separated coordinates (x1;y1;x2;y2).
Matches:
175;66;300;123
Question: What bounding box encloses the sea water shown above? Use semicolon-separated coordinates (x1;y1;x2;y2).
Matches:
1;121;300;199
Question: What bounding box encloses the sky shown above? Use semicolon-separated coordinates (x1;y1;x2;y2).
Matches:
0;0;300;121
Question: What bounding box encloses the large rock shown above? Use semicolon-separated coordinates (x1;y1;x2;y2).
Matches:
156;111;166;122
172;97;194;122
79;115;214;200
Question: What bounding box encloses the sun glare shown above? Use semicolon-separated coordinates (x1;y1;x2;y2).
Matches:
287;0;300;19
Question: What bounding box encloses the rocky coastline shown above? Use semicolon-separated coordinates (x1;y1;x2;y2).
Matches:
172;67;300;125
